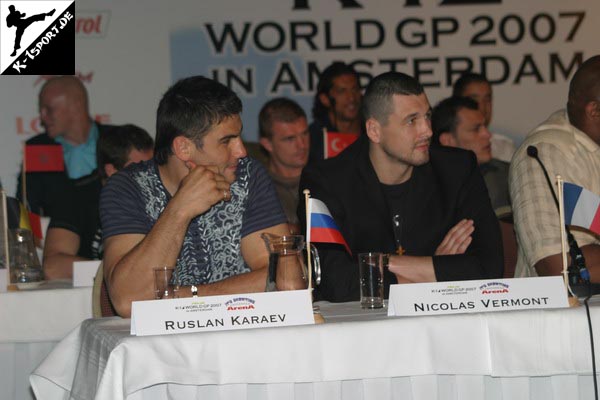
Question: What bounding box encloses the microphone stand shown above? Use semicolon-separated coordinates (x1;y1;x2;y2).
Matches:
526;146;591;292
528;146;598;400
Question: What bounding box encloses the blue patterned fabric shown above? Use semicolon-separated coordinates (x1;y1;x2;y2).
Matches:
100;157;286;286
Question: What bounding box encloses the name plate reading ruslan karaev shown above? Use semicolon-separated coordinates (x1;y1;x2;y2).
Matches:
388;276;569;317
131;289;314;336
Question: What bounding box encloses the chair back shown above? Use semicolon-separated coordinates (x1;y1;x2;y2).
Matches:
499;220;517;278
92;262;117;317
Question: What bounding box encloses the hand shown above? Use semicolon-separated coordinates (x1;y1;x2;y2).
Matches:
435;219;474;256
173;163;231;219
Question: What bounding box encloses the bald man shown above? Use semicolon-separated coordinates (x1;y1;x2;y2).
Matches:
510;55;600;280
17;76;115;219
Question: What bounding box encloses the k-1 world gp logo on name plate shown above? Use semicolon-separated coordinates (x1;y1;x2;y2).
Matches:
0;1;74;75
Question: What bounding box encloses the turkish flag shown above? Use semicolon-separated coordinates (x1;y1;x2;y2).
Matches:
25;145;64;172
323;131;359;159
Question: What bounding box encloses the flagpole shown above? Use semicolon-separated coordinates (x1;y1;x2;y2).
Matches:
304;189;312;291
557;174;576;300
21;142;27;209
322;127;328;159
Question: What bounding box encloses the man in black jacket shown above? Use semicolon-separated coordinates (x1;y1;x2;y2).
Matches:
17;76;114;219
299;72;503;302
42;124;154;280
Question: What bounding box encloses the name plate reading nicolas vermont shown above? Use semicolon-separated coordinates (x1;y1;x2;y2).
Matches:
131;289;314;336
388;276;569;317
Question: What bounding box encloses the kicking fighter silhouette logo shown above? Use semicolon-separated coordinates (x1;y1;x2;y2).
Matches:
5;4;55;56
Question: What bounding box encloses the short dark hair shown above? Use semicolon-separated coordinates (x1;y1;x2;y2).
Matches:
362;72;424;124
154;76;242;165
312;62;359;121
97;124;154;179
258;97;306;139
452;73;490;97
431;96;479;146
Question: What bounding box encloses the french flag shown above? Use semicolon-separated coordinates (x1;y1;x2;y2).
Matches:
563;182;600;235
307;198;352;254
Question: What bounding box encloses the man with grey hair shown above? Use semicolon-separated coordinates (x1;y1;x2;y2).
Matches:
300;71;503;302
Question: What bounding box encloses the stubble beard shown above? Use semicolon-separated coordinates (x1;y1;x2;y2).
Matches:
382;144;429;169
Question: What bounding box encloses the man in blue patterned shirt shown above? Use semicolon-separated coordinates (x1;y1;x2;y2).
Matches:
100;76;288;317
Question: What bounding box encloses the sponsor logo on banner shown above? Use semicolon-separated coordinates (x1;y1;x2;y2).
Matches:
0;1;74;75
76;11;110;38
292;0;501;10
15;116;43;135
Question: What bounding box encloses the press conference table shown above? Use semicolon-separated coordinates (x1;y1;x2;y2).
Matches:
31;301;600;400
0;281;92;400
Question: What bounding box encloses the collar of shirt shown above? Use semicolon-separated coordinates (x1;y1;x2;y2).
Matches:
55;122;98;179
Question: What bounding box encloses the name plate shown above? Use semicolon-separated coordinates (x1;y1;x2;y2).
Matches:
131;289;314;336
388;276;569;317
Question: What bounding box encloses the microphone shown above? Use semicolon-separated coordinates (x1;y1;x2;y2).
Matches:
526;146;559;207
527;145;595;297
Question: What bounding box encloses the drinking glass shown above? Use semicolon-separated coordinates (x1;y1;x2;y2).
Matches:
9;228;44;285
358;252;385;309
153;266;180;299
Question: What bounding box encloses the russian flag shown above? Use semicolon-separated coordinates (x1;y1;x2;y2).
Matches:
307;198;352;254
563;182;600;235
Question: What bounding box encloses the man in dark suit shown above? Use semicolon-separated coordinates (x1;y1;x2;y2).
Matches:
299;72;503;302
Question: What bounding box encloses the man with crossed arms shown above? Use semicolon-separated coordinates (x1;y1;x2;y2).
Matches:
300;72;503;302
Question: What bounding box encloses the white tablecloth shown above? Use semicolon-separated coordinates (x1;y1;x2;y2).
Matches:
0;281;92;400
31;301;600;400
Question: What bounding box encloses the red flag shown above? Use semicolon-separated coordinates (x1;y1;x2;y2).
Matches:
25;145;64;172
323;132;359;159
28;211;43;240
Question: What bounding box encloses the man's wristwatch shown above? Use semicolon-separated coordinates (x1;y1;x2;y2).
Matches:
191;285;198;297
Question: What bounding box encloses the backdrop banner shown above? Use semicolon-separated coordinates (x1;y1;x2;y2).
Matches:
0;0;597;196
